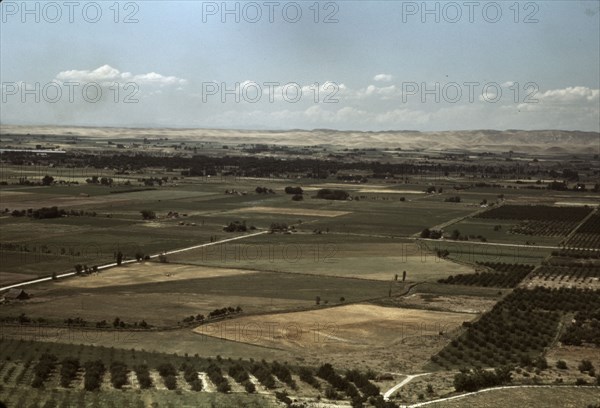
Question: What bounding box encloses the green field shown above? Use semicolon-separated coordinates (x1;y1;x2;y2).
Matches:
1;151;599;407
423;386;600;408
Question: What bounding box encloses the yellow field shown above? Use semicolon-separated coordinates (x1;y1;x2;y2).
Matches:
358;189;425;194
56;262;257;289
227;206;351;217
194;304;474;352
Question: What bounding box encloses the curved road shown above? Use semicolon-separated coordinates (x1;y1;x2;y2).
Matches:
383;373;431;401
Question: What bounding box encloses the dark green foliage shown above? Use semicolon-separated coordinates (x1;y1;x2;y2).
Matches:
206;363;230;393
345;369;380;397
163;374;177;390
316;364;360;399
271;361;296;389
223;220;247;232
83;360;105;391
31;353;57;388
244;381;256;393
476;205;591;222
275;391;292;406
59;358;79;387
298;367;320;389
134;365;152;389
157;363;177;378
109;361;128;389
453;366;512;392
228;363;249;384
140;210;156;220
181;362;202;391
284;186;303;195
579;360;595;373
438;262;534;288
432;287;600;368
250;363;276;389
316;189;349;200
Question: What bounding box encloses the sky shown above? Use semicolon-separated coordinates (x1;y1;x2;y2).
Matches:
1;0;599;131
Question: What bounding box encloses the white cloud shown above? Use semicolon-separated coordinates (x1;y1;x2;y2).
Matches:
373;74;393;82
55;65;187;87
536;86;599;103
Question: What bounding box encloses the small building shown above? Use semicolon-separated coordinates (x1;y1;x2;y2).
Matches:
3;288;30;301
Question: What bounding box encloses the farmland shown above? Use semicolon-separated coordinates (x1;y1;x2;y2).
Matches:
0;129;599;407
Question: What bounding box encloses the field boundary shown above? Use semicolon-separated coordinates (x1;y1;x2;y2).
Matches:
0;231;269;292
402;385;600;407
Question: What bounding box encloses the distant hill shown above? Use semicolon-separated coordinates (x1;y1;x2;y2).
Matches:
1;125;598;154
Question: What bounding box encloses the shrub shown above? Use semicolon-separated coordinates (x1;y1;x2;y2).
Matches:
134;365;152;389
59;358;79;387
285;186;303;195
244;381;256;393
31;353;57;388
579;360;594;373
275;391;292;406
83;360;105;391
110;361;128;389
299;367;320;389
163;374;177;390
316;189;349;200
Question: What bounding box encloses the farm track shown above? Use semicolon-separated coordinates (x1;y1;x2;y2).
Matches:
414;206;495;237
383;372;431;401
0;230;269;292
561;207;599;244
413;237;564;250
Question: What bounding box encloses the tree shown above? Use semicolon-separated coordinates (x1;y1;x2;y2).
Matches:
285;186;303;194
579;360;594;373
116;251;123;265
42;175;54;186
402;271;407;282
420;228;431;238
244;381;256;393
316;189;349;200
140;210;156;220
164;374;177;390
315;296;321;305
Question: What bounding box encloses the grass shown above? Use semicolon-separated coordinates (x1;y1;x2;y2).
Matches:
0;265;400;326
0;384;277;407
169;234;475;282
421;240;552;265
447;218;566;246
423;386;600;408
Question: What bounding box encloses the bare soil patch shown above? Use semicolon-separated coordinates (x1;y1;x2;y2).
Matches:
228;206;351;218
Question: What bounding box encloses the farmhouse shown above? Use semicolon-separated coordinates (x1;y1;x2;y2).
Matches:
2;288;30;301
